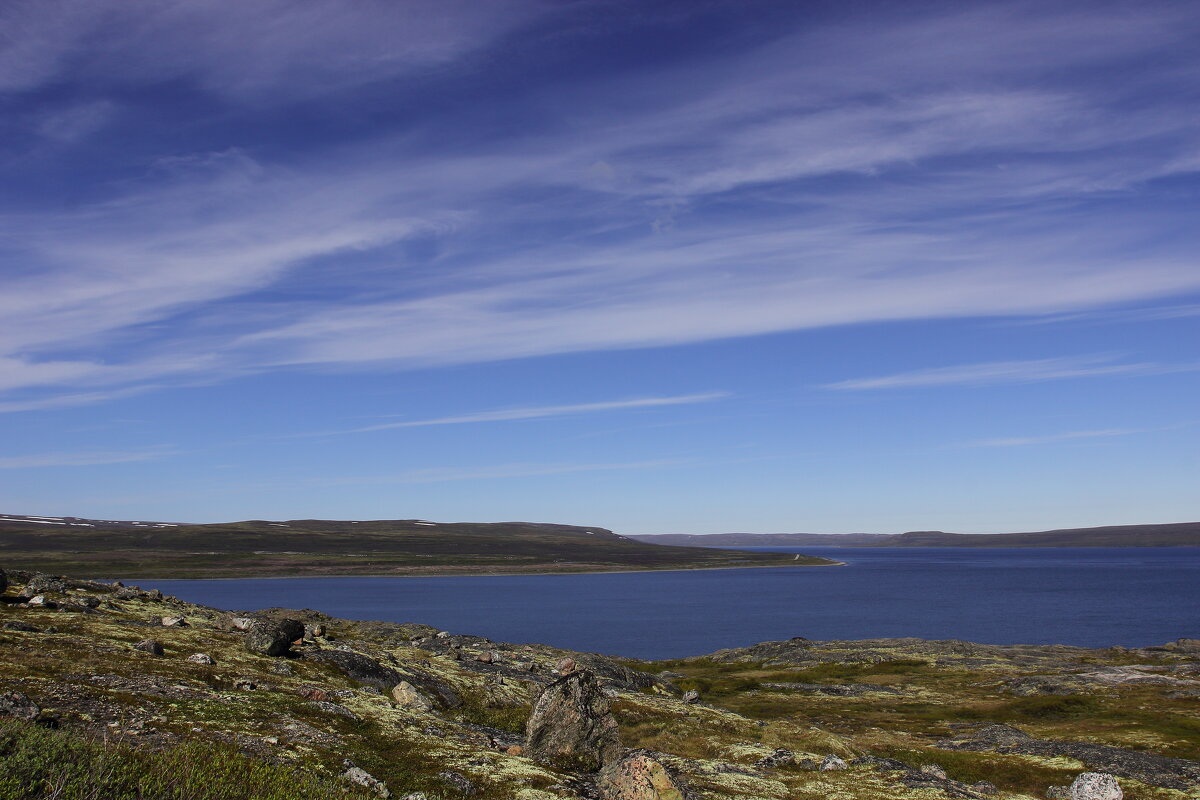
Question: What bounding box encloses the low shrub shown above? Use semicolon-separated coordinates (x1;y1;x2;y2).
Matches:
0;719;371;800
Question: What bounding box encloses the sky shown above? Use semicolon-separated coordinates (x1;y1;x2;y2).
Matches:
1;0;1198;534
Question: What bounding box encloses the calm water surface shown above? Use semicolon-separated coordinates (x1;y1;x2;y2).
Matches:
132;547;1200;660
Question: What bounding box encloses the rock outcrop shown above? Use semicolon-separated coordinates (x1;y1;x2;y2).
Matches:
525;669;621;771
939;724;1200;791
306;648;402;688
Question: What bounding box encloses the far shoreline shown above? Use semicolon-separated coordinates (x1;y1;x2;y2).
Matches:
101;559;848;583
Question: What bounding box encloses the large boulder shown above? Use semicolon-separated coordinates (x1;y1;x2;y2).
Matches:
1071;773;1122;800
598;751;685;800
245;618;305;657
526;669;621;771
391;681;434;711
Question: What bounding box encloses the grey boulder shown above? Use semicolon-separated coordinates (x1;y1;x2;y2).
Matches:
244;618;305;657
525;669;621;771
1071;773;1122;800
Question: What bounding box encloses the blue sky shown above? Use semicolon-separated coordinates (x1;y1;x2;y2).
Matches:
1;0;1198;533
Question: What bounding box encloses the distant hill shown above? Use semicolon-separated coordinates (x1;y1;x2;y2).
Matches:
0;513;836;578
632;521;1200;548
877;522;1200;547
630;532;892;546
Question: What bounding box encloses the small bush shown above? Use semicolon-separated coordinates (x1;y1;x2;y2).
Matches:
996;695;1100;720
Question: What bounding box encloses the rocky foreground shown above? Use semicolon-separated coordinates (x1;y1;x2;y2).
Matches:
0;568;1197;800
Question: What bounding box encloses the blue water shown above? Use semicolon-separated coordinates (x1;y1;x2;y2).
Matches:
131;547;1200;660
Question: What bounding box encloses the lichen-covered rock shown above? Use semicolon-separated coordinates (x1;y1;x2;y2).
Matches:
133;639;165;656
820;754;848;771
755;748;796;769
598;751;685;800
1070;773;1122;800
436;770;475;797
25;573;67;595
0;690;40;721
343;765;391;798
682;689;700;704
526;669;621;770
244;618;304;657
391;681;434;711
160;615;188;627
186;653;215;665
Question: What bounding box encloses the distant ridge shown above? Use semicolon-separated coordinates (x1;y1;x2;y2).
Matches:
630;532;891;546
878;522;1200;547
632;521;1200;548
0;513;837;577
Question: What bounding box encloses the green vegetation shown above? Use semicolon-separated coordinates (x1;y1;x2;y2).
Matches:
0;719;372;800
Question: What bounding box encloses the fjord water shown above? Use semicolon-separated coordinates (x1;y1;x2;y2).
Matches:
136;547;1200;660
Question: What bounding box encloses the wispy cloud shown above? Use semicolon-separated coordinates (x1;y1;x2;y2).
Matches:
0;0;549;97
823;355;1200;391
963;427;1171;448
2;1;1200;412
346;393;729;433
0;449;173;469
318;459;690;485
1006;303;1200;327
